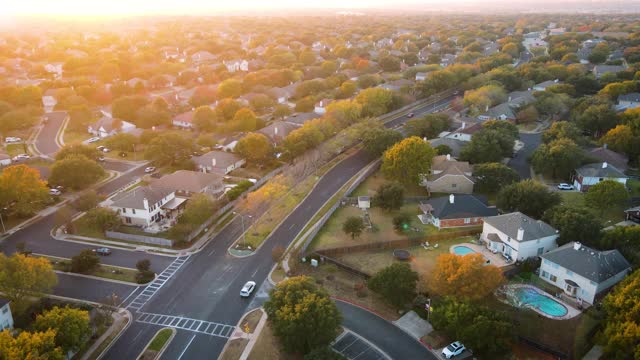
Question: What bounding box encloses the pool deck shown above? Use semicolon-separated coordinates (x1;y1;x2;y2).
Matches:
450;243;511;268
502;284;581;320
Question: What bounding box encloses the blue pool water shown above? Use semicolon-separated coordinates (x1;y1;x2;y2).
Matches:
453;245;476;256
514;287;568;317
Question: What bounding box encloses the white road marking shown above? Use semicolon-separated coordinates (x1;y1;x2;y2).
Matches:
252;268;259;277
177;334;197;360
131;330;143;342
207;248;216;256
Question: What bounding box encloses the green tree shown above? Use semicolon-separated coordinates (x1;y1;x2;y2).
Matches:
496;180;561;218
235;133;273;162
83;207;121;231
460;124;517;164
144;133;194;167
0;165;50;217
0;329;64;360
405;114;451;139
55;143;100;161
392;213;413;233
382;137;436;185
543;205;602;246
179;194;216;226
361;128;402;157
373;182;404;211
542;121;583;144
600;226;640;266
34;306;91;352
342;216;365;239
368;263;418;308
531;138;583;180
104;132;138;152
355;88;394;117
70;249;100;274
233;108;259;132
71;190;101;211
273;104;292;120
192;106;217;132
0;254;57;315
135;259;154;284
249;94;275;113
264;276;342;354
575;104;618;137
111;95;149;121
585;180;629;216
49;155;105;190
434;144;452;155
218;79;243;98
600;269;640;359
472;163;519;194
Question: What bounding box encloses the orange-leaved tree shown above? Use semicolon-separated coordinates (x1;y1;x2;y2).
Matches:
429;253;505;301
0;164;50;217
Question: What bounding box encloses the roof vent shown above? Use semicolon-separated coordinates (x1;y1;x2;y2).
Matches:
602;162;608;169
574;242;582;251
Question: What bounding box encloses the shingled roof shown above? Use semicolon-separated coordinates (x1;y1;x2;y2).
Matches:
419;194;497;220
542;242;631;283
483;212;557;242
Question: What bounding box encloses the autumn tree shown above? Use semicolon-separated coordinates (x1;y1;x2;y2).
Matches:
0;165;50;217
273;104;292;120
0;254;57;314
542;121;583;144
0;329;63;360
34;306;91;353
368;263;418;308
71;249;100;274
264;276;342;354
192;106;217;132
144;133;195;167
342;216;365;239
405;114;451;139
215;98;241;121
218;79;243;98
355;87;394;117
233;108;260;132
382;137;436;185
430;253;504;301
104;132;138;152
55;143;100;161
600;269;640;359
472;163;519;194
599;125;634;154
497;180;560;218
585;180;629;216
235;133;273;162
373;182;404;211
83;207;121;231
49;155;105;190
531;138;584;180
361;128;402;157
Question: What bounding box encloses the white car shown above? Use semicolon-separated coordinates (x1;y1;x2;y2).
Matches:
240;281;256;298
102;147;111;153
5;137;22;143
12;154;30;161
49;188;62;196
442;341;466;359
144;166;156;173
557;183;574;190
87;137;100;143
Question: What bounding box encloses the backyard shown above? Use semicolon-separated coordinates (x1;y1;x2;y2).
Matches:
559;191;626;225
63;128;91;145
351;169;429;197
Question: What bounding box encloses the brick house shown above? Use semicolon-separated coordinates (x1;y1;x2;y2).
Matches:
418;194;497;229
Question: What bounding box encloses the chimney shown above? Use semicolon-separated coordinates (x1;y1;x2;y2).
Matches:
485;104;489;111
143;198;149;210
603;143;608;149
449;194;455;204
275;126;279;136
423;137;428;142
212;157;217;167
573;242;582;251
446;154;451;161
461;122;466;129
517;227;524;241
508;96;512;102
602;162;608;169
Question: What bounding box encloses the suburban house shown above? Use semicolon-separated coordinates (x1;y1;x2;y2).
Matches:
573;162;628;192
269;87;291;104
478;103;516;122
314;99;333;114
429;137;466;157
0;152;11;166
223;59;249;73
172;111;194;129
284;112;321;126
587;146;628;172
151;170;225;196
42;89;58;112
481;212;559;262
88;116;137;138
257;121;298;145
539;242;631;305
193;150;246;175
624;205;640;223
593;65;626;79
616;93;640;111
533;79;560;91
109;185;179;227
443;122;482;142
191;51;217;64
423;154;474;194
415;72;428;81
418;194;497;229
0;298;13;331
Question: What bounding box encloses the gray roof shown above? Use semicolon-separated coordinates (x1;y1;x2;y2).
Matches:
575;162;627;179
150;170;223;194
483;212;557;242
594;65;626;76
482;103;516;120
0;298;9;308
193;151;244;171
111;185;173;209
542;242;631;283
419;194;497;220
618;92;640;103
257;121;299;143
428;138;465;157
284;112;321;126
587;148;628;172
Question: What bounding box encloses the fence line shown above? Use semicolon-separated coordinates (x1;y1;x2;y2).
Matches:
517;336;569;359
313;254;371;279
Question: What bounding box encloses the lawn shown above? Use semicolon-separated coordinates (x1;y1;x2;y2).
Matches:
351;169;429;197
4;143;30;157
559;192;625;225
39;255;139;283
229;161;281;180
310;204;464;251
628;178;640;197
220;338;249;360
148;328;173;351
241;309;263;334
72;216;106;239
63;129;91;145
247;321;295;360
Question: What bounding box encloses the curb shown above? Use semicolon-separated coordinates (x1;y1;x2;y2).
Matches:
135;327;176;360
55;114;70;148
53;270;146;287
97;309;133;360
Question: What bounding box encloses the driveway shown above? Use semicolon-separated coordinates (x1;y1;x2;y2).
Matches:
508;132;541;179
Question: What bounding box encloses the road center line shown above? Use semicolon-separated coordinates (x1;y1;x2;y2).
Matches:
208;249;216;256
252;268;259;277
177;334;197;360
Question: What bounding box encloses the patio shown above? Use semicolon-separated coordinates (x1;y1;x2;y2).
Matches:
449;242;511;267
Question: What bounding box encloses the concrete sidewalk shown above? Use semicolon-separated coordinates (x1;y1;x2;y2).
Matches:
80;309;131;360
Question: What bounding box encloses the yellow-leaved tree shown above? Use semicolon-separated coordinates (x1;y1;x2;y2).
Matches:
429;253;505;301
0;254;58;314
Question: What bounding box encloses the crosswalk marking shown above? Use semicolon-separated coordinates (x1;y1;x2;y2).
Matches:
126;255;191;312
136;312;235;338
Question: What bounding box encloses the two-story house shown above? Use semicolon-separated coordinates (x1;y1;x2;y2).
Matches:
192;151;246;175
423;154;474;194
418;194;497;229
88;116;137;138
109;185;178;227
573;162;628;192
539;242;631;305
0;298;13;331
151;170;225;197
481;212;559;262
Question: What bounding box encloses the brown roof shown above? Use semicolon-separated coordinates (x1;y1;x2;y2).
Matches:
588;147;628;171
173;111;194;124
431;155;472;174
150;170;224;193
457;122;483;135
429;166;474;183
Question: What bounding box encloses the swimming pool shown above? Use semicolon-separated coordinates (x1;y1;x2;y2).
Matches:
453;245;476;256
514;287;568;317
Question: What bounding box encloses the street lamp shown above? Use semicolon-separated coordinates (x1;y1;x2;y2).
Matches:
233;211;252;247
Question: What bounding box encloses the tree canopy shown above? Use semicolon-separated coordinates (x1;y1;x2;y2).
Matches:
600;269;640;359
429;253;504;301
472;162;519;194
361;128;402;157
0;254;57;315
34;306;91;353
49;155;105;190
368;263;418;308
497;180;561;218
235;133;273;162
382;137;435;185
0;165;50;217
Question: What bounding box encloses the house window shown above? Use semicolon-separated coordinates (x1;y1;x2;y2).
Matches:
552;263;559;269
125;217;132;224
464;218;471;224
550;275;557;282
537;247;544;256
541;270;549;278
566;269;573;276
452;184;457;188
132;209;136;214
122;208;126;214
2;307;7;314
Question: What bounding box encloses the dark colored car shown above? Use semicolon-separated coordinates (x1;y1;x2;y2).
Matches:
93;248;112;256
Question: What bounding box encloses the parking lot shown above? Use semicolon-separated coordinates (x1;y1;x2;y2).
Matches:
332;331;390;360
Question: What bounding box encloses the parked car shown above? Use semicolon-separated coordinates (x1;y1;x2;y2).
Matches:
240;281;256;298
5;137;22;143
442;341;466;359
144;166;156;173
102;147;111;153
12;154;30;161
49;188;62;196
407;112;415;118
214;144;224;150
87;137;100;143
150;172;162;179
93;248;112;256
557;183;574;190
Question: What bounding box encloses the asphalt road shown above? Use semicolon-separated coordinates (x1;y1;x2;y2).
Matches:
507;132;542;179
35;111;67;156
53;273;137;303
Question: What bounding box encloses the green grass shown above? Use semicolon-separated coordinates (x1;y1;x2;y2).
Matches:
559;192;625;225
4;143;30;157
628;179;640;197
72;217;106;239
351;169;429;197
63;129;91;145
38;254;139;283
148;328;173;351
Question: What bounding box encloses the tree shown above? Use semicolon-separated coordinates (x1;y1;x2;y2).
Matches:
355;88;393;117
144;133;194;167
83;207;121;231
111;95;149;121
472;163;519;194
516;105;539;124
368;263;418;308
179;194;216;226
192;106;217;132
600;125;634;154
382;137;436;185
463;85;507;113
542;121;583;144
235;133;273;162
342;216;364;239
233;108;259;132
49;155;105;190
361;128;402;157
326;100;362;127
0;254;57;315
0;165;50;217
337;81;357;99
531;138;584;180
218;79;243;98
575;104;618;137
304;347;347;360
405;114;451;139
70;249;100;274
600;269;640;359
136;259;151;272
249;94;275;113
135;259;154;284
378;55;401;72
273;104;292;120
34;306;91;353
543;205;602;246
496;180;561;218
585;180;629;216
104;132;138;152
71;190;101;211
0;329;64;360
460;128;516;164
215;98;241;121
55;143;100;161
392;213;413;233
429;253;504;301
264;276;342;354
373;182;404;211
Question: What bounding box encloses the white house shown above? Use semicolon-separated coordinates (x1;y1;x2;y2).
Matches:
223;59;249;73
192;151;246;175
42;89;58;113
533;79;560;92
0;299;13;331
481;212;559;262
109;185;179;227
573;162;628;192
616;93;640;111
314;99;333;114
415;72;428;81
0;152;11;166
172;111;194;129
539;242;631;305
444;122;482;142
88;117;137;138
